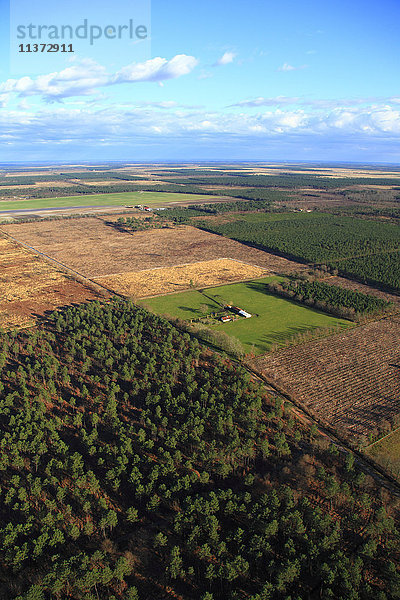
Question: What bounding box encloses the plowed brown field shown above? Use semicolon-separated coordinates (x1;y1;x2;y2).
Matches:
252;317;400;442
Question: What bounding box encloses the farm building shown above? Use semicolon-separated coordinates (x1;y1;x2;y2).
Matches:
134;204;152;211
220;315;232;323
226;304;252;318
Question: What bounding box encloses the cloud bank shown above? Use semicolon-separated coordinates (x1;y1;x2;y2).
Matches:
0;55;199;101
1;103;399;143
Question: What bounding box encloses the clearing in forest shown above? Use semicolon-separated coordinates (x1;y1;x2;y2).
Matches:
366;428;400;476
139;277;351;355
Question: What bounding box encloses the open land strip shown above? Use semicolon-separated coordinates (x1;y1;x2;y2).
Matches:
0;191;236;212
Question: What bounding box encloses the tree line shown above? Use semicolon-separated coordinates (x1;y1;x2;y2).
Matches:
265;279;393;321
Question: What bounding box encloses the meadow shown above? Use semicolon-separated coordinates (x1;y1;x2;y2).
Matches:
1;221;304;278
0;191;222;211
140;277;352;354
0;235;101;328
93;258;267;298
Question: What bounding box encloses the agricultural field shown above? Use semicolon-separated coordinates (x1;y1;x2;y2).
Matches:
0;191;227;212
0;235;102;328
140;277;352;355
94;258;267;297
2;163;400;217
2;164;400;598
252;316;400;442
158;172;400;189
0;298;398;599
1;220;306;278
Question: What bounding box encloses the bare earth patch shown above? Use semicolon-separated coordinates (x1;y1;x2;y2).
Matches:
251;317;400;442
93;258;268;298
0;236;102;328
1;220;306;278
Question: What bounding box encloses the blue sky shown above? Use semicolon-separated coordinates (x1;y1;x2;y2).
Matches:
0;0;399;162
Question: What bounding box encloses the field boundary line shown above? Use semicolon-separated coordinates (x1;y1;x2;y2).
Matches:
364;425;400;451
130;275;275;300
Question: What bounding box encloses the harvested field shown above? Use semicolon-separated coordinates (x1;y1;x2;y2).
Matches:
0;181;76;191
93;259;268;298
1;220;306;278
252;317;400;442
0;236;102;328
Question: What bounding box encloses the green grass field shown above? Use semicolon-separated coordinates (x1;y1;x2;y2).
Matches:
139;277;352;354
0;191;218;212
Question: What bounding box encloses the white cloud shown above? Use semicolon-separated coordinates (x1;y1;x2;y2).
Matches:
231;96;301;108
0;55;199;101
113;55;199;83
133;100;203;110
278;62;307;72
198;71;213;80
230;96;399;110
214;51;236;66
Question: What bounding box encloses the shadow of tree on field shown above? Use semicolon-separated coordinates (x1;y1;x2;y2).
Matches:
177;306;200;314
251;324;321;352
